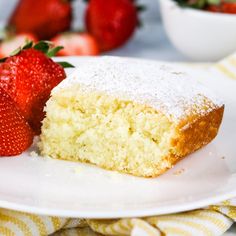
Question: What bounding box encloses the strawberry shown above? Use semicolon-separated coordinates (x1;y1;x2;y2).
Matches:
221;2;236;14
8;0;72;40
51;32;100;56
0;41;73;134
85;0;139;51
0;87;34;156
205;1;236;13
0;33;38;58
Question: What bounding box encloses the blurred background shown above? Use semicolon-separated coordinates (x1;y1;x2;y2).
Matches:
0;0;187;61
0;0;236;62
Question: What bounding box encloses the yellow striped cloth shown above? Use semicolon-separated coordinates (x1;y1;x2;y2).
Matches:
0;53;236;236
0;199;235;236
215;54;236;80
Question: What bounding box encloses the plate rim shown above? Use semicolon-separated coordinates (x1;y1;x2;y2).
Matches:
0;190;236;218
0;56;235;218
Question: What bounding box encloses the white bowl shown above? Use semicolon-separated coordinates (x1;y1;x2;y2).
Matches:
160;0;236;61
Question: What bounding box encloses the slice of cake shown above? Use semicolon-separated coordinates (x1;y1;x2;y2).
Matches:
39;57;224;178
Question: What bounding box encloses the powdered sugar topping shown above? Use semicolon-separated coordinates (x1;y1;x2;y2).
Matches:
54;56;222;122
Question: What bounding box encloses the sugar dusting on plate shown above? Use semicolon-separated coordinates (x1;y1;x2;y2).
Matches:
54;56;223;122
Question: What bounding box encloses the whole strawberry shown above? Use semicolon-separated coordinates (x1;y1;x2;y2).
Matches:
0;87;34;156
8;0;72;40
85;0;139;51
0;41;73;134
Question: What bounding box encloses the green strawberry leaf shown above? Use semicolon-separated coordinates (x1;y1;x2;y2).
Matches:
173;0;207;8
22;41;34;50
0;57;7;63
33;41;50;54
136;5;146;12
47;46;64;57
57;61;75;68
0;39;74;69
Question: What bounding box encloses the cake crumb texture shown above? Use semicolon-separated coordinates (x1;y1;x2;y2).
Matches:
39;57;224;177
39;85;223;177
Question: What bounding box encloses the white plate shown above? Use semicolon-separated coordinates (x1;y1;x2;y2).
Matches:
0;57;236;218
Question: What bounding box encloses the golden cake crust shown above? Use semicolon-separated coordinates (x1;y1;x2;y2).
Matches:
97;105;225;178
151;105;225;178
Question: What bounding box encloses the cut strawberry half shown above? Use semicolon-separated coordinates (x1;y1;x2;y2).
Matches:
0;33;38;58
51;32;100;56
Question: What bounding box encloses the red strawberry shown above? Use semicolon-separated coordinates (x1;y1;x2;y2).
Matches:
52;32;100;56
0;41;72;134
221;2;236;14
85;0;139;51
0;87;34;156
8;0;72;40
0;33;38;58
